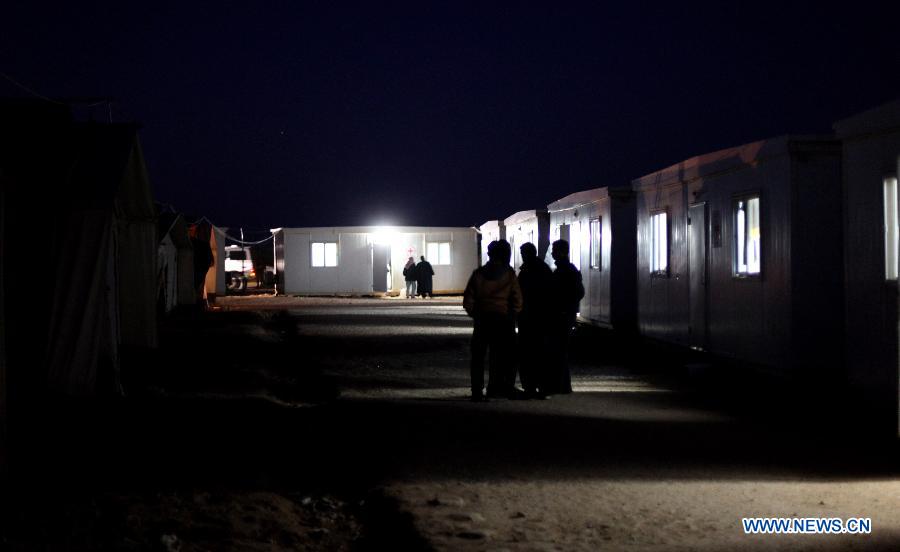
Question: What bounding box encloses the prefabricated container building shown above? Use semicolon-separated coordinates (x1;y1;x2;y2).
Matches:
503;209;550;271
632;135;843;376
834;99;900;433
546;187;637;330
478;220;505;266
272;226;478;295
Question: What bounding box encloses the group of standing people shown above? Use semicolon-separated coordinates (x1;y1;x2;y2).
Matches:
402;256;435;299
463;239;585;401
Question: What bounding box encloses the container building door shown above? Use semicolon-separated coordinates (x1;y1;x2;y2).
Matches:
372;243;390;293
688;203;708;349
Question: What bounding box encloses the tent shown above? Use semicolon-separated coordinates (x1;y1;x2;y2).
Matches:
158;211;196;312
1;101;157;397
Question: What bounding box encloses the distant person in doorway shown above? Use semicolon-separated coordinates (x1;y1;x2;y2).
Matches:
403;257;418;298
463;240;523;401
416;255;435;298
547;239;584;394
517;242;552;399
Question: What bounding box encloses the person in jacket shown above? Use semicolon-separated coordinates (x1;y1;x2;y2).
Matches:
547;239;584;394
402;257;418;298
517;242;552;398
463;239;523;401
416;255;435;298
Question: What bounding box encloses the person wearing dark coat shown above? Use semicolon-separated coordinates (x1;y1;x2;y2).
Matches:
547;239;584;394
516;242;553;398
402;257;418;298
463;240;523;400
416;255;435;298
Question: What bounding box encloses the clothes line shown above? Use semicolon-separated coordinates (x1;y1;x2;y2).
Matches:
187;216;274;246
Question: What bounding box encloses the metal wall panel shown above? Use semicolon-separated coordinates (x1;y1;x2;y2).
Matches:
790;142;843;376
837;109;900;425
635;137;840;374
700;157;791;369
280;227;478;295
283;232;310;294
610;190;638;332
273;230;285;293
504;211;550;270
478;221;505;266
546;188;638;329
636;181;688;343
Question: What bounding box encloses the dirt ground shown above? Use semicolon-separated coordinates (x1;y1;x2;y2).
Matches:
2;295;899;550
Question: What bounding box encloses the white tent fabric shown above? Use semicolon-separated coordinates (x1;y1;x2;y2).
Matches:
45;210;119;395
34;122;157;395
158;234;178;313
115;142;158;349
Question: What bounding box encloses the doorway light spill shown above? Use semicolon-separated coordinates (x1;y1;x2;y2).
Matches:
371;226;400;246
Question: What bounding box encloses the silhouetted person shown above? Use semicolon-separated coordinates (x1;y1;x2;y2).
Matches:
403;256;418;298
547;239;584;394
517;242;552;398
463;240;523;401
416;255;435;298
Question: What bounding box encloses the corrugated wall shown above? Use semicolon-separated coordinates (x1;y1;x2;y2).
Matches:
634;144;841;374
700;156;792;370
636;179;689;344
790;141;843;377
610;190;638;332
547;195;627;328
279;228;478;295
841;130;900;418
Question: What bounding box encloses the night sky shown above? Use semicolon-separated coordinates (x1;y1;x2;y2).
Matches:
3;2;899;232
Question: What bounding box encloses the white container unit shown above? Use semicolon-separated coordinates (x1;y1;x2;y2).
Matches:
834;99;900;434
478;220;505;266
503;209;550;271
632;136;842;375
272;226;478;295
546;187;637;330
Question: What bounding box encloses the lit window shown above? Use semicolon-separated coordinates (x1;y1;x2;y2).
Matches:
311;242;337;267
569;221;580;271
427;242;451;265
734;196;761;276
590;219;601;270
885;176;899;280
650;211;668;274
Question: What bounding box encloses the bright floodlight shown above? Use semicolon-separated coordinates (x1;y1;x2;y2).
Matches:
372;226;399;245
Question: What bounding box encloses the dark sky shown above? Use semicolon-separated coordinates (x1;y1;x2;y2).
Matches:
3;2;899;231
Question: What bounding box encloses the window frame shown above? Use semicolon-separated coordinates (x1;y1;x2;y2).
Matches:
649;209;669;277
426;241;452;266
885;174;899;281
589;218;602;270
311;241;338;268
732;193;762;279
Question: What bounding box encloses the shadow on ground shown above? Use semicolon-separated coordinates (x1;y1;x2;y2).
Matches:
1;304;897;550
